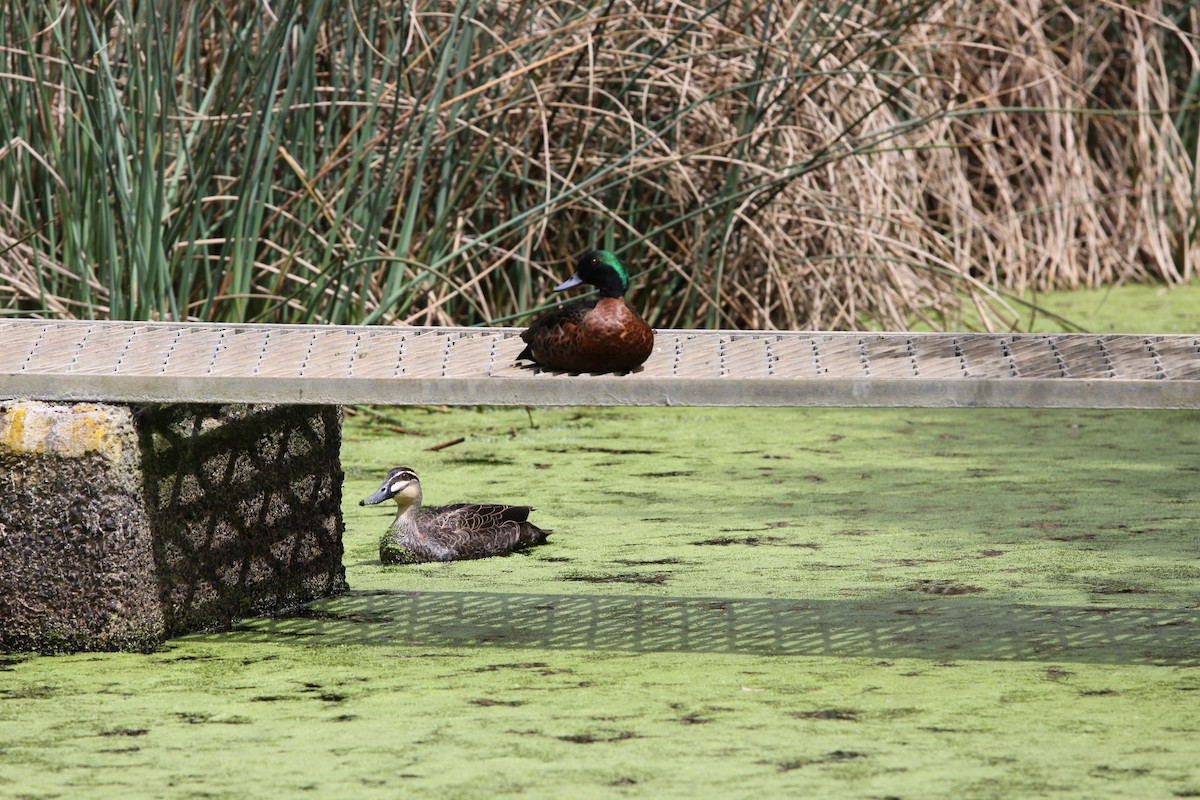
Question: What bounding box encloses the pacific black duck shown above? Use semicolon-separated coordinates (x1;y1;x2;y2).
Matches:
359;466;551;564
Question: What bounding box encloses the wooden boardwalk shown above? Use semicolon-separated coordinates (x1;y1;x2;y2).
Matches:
1;319;1197;408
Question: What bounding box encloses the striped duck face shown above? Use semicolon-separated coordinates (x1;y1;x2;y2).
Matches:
553;250;631;298
359;466;422;511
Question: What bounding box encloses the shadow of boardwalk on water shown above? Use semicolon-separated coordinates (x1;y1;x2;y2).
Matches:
229;590;1198;667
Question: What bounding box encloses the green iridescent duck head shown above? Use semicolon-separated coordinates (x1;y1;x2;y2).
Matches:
554;250;631;298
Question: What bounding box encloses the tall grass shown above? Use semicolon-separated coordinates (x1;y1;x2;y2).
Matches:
0;0;1196;330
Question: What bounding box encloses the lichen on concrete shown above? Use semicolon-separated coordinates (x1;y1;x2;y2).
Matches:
1;403;130;461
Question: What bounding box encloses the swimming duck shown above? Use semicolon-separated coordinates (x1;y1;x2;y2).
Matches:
517;250;654;373
359;466;551;564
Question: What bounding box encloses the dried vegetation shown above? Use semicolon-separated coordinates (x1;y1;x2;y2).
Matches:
0;1;1196;329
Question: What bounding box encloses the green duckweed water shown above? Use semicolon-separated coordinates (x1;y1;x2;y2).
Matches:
2;284;1199;799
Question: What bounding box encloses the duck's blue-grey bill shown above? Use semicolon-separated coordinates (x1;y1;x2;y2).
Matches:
359;487;392;506
553;274;584;292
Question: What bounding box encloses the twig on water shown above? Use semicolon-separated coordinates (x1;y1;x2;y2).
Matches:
425;437;465;452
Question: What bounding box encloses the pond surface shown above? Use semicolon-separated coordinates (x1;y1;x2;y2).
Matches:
1;284;1198;799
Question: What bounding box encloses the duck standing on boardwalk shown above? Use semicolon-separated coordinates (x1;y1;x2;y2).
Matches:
517;250;654;373
360;466;551;564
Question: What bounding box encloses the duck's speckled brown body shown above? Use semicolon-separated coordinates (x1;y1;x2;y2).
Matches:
360;467;551;565
518;250;654;373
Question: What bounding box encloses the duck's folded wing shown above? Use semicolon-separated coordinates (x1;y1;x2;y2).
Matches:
520;302;596;343
430;503;530;524
420;504;548;557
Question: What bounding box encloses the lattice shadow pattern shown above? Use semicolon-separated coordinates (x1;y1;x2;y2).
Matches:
137;404;347;635
232;590;1198;667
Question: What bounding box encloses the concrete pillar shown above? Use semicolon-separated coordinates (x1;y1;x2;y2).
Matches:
0;402;346;652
